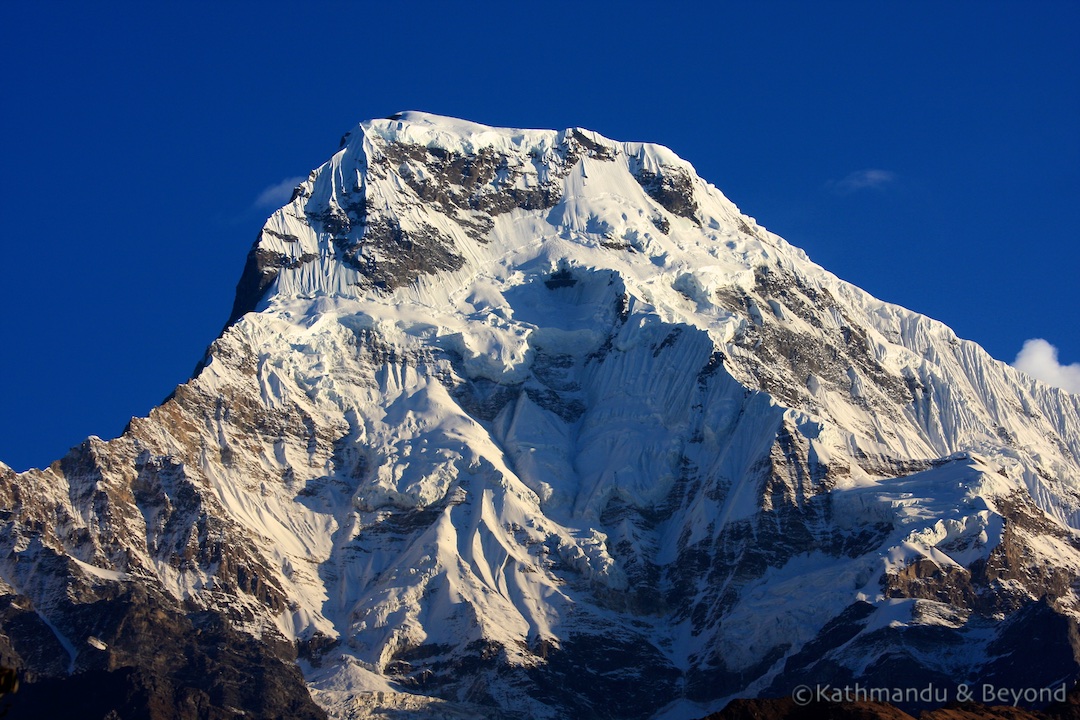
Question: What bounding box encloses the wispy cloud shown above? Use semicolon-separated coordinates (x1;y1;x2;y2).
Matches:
1012;338;1080;393
827;169;896;195
253;176;305;209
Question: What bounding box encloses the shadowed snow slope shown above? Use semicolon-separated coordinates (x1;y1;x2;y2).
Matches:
2;112;1079;720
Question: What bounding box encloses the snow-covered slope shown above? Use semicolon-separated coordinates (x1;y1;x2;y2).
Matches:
1;112;1078;719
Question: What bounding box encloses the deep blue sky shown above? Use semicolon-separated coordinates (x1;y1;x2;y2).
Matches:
2;3;1077;471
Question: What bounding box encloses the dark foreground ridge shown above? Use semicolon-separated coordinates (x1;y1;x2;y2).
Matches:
703;682;1080;720
0;588;325;719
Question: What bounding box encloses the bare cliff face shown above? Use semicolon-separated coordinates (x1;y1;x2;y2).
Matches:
1;112;1079;720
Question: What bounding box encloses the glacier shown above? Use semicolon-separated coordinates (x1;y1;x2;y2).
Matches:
0;111;1078;719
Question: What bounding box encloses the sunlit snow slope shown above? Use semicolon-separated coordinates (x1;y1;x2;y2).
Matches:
1;112;1079;720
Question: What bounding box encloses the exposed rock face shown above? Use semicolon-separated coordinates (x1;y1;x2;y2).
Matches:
1;112;1079;719
633;164;700;222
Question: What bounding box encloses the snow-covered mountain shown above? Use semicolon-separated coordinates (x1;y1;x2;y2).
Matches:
2;112;1079;719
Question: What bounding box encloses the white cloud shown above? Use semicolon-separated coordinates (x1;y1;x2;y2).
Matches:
254;176;305;209
1012;338;1080;393
827;169;896;195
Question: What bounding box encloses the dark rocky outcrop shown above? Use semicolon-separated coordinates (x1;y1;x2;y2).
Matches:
634;164;699;222
0;586;324;720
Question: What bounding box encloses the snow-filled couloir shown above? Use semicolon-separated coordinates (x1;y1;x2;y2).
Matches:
1;111;1078;720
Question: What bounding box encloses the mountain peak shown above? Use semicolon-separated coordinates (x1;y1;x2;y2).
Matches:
4;114;1079;720
225;113;1080;527
381;109;504;131
231;113;743;320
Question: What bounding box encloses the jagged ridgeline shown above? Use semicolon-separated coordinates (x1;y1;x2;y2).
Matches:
1;112;1079;720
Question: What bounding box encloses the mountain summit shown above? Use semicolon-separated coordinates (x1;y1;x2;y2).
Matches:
2;112;1079;719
